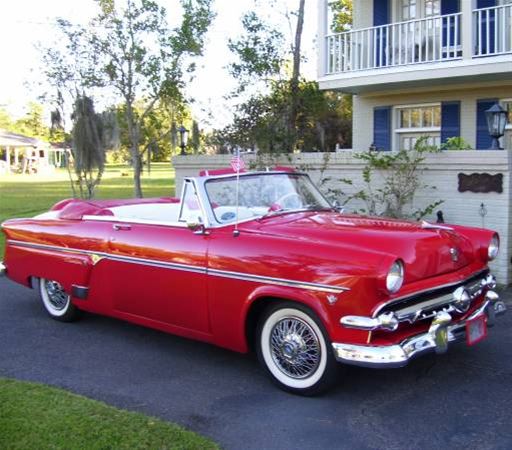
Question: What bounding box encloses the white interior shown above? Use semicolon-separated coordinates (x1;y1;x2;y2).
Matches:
107;203;182;222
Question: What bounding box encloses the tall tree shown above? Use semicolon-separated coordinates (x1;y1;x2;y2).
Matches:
13;102;49;140
89;0;213;197
330;0;353;33
288;0;305;152
71;95;106;199
42;0;214;197
225;0;353;153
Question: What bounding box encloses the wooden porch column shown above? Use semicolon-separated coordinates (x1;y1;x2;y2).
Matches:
461;0;473;60
5;147;10;173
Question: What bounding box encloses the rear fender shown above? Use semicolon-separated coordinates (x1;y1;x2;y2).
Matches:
4;244;93;294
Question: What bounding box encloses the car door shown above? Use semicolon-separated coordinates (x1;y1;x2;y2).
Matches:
106;182;210;333
107;221;210;332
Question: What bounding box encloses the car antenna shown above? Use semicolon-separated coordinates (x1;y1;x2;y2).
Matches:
232;148;245;237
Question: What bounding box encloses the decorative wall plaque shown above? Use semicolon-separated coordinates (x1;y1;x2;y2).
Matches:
458;173;503;194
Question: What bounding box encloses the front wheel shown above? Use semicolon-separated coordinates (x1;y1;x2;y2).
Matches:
39;278;81;322
256;302;339;395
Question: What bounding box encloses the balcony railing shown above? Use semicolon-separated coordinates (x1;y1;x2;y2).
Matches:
326;13;461;74
474;4;512;57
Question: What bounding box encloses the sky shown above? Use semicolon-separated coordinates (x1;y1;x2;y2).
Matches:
0;0;319;130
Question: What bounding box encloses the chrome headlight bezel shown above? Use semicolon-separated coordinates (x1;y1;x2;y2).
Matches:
386;260;404;294
488;234;499;261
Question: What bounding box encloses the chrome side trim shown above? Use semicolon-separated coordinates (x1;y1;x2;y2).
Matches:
208;268;348;294
373;268;488;317
83;215;190;228
108;253;207;275
7;240;348;294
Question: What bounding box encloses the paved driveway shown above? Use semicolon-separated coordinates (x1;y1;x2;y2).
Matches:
1;277;511;450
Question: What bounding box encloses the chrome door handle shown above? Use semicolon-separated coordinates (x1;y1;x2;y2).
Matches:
113;224;131;231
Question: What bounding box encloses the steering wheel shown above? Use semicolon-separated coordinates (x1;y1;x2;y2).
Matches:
272;192;303;210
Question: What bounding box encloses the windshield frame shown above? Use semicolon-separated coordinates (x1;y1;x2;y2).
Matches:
200;171;333;227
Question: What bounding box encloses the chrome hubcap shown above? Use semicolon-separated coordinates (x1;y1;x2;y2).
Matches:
45;280;68;310
270;317;321;379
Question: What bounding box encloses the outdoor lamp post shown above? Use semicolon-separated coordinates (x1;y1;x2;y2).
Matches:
178;125;188;155
485;103;508;150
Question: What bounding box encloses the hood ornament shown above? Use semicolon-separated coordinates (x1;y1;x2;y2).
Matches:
421;221;453;231
450;247;459;262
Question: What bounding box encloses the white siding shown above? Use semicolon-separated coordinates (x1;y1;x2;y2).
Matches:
352;82;512;151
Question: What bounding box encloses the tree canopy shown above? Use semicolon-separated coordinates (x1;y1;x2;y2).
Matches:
42;0;215;197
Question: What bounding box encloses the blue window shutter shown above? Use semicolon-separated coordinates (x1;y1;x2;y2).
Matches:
374;0;390;66
477;0;496;8
441;0;460;15
374;106;391;151
477;0;496;54
373;0;390;26
476;99;498;150
441;101;461;144
441;1;460;53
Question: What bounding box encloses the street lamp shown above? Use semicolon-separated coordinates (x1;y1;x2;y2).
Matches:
178;125;189;155
485;103;508;150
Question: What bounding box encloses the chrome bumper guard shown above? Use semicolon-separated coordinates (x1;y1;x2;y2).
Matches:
332;291;507;368
0;261;5;277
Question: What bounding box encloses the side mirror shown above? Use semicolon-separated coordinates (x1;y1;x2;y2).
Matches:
186;219;209;235
332;200;345;214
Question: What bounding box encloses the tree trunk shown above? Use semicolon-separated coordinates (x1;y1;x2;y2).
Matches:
126;103;143;198
288;0;305;153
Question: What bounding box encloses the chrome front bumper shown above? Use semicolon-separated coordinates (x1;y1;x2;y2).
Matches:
332;294;507;369
0;261;5;277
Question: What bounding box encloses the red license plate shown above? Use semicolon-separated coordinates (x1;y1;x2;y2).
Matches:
466;315;487;346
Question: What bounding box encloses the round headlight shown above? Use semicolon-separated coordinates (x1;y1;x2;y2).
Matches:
386;260;404;294
488;234;499;261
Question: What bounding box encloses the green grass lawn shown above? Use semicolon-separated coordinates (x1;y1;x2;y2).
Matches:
0;378;218;450
0;167;218;448
0;163;176;257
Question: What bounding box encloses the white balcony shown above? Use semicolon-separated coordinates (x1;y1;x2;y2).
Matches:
319;5;512;94
474;4;512;57
326;13;461;74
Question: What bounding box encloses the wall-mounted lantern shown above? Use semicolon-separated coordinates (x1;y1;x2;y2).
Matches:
178;125;189;156
485;103;508;150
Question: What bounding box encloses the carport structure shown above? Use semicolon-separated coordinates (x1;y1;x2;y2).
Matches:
0;129;48;174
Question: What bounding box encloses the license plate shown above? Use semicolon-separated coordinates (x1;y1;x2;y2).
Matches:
466;315;487;346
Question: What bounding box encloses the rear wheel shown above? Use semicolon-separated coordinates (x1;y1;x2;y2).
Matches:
256;302;339;395
39;278;81;322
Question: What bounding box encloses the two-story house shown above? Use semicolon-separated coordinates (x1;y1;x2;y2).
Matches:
318;0;512;151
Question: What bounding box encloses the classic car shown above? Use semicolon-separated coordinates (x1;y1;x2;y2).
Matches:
0;168;507;395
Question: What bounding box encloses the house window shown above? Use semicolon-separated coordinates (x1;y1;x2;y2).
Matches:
400;0;417;21
396;104;441;150
399;0;441;21
425;0;440;17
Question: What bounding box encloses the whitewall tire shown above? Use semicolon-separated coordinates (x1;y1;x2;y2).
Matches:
256;302;338;395
39;278;81;322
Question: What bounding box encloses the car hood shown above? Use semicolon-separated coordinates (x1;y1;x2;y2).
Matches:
249;212;475;283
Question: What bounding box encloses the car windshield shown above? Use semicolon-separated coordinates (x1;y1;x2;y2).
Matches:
204;172;332;224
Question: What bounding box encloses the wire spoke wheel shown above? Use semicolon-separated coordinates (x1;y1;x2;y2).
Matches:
39;278;80;322
44;280;69;310
257;304;337;395
270;317;321;379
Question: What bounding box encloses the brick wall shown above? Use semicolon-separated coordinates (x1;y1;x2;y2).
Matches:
173;151;512;284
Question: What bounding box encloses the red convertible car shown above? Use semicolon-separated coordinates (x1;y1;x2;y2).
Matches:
0;168;507;394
